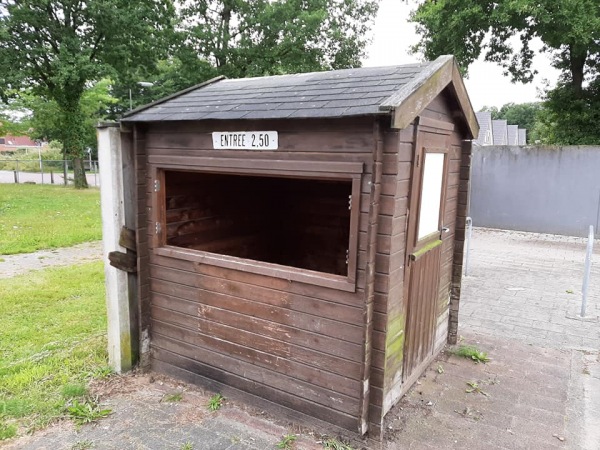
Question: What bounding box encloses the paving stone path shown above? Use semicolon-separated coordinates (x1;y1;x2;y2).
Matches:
3;229;599;450
461;228;600;350
384;228;600;450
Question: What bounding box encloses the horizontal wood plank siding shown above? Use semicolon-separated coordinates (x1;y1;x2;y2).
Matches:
152;351;359;430
448;139;471;344
143;117;378;432
366;121;410;436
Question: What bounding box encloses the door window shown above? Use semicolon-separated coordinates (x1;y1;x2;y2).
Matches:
417;151;446;240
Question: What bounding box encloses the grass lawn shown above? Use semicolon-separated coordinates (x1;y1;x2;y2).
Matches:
0;184;101;255
0;262;108;440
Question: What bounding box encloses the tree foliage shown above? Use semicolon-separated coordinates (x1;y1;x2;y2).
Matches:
0;0;175;187
0;110;29;136
536;80;600;144
411;0;600;144
180;0;379;79
21;79;117;158
107;0;379;116
1;0;379;177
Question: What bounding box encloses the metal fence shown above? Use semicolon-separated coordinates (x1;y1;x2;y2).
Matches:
0;159;100;187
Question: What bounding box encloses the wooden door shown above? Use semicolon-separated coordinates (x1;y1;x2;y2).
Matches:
402;117;452;382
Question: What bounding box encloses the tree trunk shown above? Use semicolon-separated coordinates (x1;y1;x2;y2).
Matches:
72;157;88;189
216;1;232;67
56;94;89;189
569;44;587;95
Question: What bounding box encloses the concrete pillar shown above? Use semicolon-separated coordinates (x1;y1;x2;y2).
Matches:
97;123;135;373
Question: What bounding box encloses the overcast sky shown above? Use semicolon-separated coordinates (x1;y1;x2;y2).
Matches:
362;0;561;111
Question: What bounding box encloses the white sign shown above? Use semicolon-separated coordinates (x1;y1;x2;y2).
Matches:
212;131;278;150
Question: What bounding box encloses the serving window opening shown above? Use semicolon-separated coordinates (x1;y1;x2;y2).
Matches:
162;170;354;277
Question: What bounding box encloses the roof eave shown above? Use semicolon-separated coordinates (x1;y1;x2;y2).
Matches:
379;55;479;139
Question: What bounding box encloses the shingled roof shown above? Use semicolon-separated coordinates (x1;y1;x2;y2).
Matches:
122;55;478;138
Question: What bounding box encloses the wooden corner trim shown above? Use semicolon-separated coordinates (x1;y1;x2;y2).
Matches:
389;57;454;130
155;246;357;292
450;61;479;139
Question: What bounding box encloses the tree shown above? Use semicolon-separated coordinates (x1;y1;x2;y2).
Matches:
21;79;117;158
106;54;218;118
479;106;500;120
0;0;175;187
496;103;542;134
535;79;600;144
178;0;379;78
105;0;379;118
411;0;600;144
0;111;29;136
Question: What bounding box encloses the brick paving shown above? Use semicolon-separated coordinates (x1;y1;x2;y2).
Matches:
460;228;600;350
384;228;600;450
3;228;600;449
3;374;325;450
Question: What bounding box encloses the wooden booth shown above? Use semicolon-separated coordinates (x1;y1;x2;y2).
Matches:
98;55;478;438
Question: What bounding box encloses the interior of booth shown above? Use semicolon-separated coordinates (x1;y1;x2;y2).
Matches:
164;170;352;276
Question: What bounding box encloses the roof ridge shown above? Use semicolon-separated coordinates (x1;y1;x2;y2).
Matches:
218;62;427;84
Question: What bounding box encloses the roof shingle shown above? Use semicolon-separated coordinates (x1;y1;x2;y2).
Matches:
122;62;434;122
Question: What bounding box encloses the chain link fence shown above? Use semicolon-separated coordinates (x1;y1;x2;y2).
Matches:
0;159;100;187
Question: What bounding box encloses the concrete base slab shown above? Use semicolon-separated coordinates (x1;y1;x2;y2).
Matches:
565;312;599;323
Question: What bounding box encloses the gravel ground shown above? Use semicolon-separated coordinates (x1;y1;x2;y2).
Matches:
0;241;103;278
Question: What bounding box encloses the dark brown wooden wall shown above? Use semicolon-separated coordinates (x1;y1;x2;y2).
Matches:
367;124;411;429
131;103;469;436
368;89;470;433
422;90;468;351
134;127;151;369
136;118;383;431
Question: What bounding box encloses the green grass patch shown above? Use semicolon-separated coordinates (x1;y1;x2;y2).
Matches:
451;345;490;363
0;421;17;440
277;434;297;449
207;393;224;411
66;398;112;427
0;262;108;438
322;438;355;450
162;392;183;403
0;184;101;255
62;384;89;399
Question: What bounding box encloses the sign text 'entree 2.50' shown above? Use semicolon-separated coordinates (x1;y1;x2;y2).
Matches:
212;131;279;150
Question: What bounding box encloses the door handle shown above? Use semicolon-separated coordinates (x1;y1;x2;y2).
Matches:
441;226;450;233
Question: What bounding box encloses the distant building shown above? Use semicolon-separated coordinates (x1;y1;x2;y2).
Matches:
0;135;44;153
507;125;519;145
473;116;527;146
474;111;493;145
492;120;508;145
518;129;526;145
